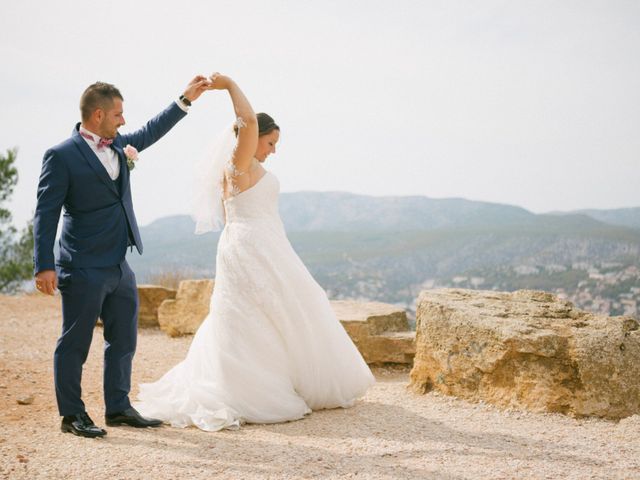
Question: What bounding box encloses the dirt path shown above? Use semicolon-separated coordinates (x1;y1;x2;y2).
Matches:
1;294;639;479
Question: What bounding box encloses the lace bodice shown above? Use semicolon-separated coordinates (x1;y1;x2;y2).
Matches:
222;156;264;200
222;169;281;227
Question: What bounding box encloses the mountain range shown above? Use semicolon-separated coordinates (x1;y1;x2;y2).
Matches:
126;192;640;317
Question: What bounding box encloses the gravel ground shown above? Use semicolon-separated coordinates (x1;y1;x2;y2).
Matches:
1;294;639;480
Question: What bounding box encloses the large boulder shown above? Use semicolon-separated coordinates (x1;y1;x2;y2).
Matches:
137;285;177;328
409;288;640;419
157;279;214;337
332;300;415;365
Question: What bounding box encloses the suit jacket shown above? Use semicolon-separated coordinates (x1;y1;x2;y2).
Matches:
33;101;187;273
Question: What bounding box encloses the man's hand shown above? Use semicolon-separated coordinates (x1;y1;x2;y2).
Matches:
35;270;57;295
182;75;213;103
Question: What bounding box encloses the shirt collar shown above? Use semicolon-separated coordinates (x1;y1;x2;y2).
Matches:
79;125;101;145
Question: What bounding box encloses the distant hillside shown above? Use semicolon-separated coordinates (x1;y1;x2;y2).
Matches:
278;192;535;231
127;193;640;320
135;192;639;237
549;207;640;230
128;194;640;279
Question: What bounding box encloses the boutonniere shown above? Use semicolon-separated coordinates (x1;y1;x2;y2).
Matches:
124;145;139;170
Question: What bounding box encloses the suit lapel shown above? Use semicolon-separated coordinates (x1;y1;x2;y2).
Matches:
72;126;119;196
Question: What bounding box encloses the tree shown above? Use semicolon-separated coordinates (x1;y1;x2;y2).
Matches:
0;148;34;293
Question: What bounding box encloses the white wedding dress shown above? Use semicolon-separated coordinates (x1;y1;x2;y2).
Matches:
136;169;376;431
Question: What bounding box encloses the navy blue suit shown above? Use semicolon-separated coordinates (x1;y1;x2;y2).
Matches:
33;101;187;416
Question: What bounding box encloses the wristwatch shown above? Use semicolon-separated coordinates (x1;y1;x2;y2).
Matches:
179;95;192;107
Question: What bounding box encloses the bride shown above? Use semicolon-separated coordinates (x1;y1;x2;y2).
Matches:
135;73;376;431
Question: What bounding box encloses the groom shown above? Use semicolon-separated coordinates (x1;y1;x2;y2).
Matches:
33;76;210;438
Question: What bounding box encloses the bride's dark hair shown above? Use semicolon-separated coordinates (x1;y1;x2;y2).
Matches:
257;113;279;136
234;112;280;137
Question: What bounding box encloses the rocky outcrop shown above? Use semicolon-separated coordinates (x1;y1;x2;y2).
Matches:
137;285;177;328
332;300;415;365
157;280;215;337
409;288;640;419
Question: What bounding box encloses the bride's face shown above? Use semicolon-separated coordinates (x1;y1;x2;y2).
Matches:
255;130;280;162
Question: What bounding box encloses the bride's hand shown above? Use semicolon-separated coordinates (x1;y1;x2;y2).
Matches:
207;72;234;90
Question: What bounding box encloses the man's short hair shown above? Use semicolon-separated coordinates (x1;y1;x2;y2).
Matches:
80;82;123;121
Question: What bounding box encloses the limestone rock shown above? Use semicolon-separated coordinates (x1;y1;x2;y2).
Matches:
137;285;177;328
363;331;416;365
157;279;214;337
332;300;415;365
409;288;640;419
17;395;34;405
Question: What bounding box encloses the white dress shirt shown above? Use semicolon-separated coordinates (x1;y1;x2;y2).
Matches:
79;126;121;180
79;99;189;181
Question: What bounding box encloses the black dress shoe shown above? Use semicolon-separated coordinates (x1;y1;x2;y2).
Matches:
105;407;163;428
61;412;107;438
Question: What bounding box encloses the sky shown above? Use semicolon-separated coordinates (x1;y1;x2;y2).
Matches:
1;0;639;229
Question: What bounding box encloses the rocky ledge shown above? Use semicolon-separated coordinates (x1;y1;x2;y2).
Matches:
409;288;640;419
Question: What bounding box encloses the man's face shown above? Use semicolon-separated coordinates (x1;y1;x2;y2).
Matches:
98;98;125;139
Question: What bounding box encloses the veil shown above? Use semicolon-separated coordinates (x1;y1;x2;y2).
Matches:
191;122;237;234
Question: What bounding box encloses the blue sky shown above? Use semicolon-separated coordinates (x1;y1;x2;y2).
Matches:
1;0;638;228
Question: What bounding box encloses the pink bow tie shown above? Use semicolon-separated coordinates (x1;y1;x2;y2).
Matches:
97;137;113;150
80;131;113;150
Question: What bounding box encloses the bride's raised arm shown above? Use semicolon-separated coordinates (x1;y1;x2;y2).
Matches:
208;73;258;172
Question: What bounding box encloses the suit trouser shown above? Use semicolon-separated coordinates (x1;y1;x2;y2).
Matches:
54;260;138;416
